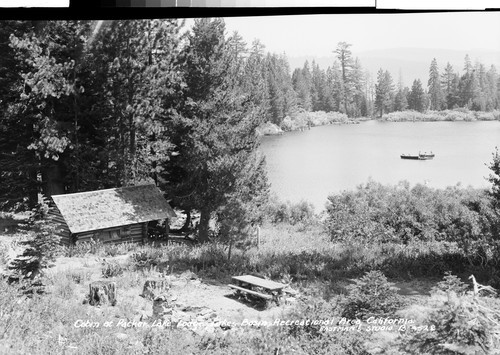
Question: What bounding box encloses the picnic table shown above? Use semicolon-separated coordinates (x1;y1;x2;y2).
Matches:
229;275;286;305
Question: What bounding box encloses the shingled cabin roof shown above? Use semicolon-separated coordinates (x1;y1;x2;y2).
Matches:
51;184;176;234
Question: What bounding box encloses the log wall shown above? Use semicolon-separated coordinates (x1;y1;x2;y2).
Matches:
75;223;146;244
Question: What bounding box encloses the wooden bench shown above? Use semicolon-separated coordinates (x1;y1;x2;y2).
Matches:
229;275;286;305
228;284;272;300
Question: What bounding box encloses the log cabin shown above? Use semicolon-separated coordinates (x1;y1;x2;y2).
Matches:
50;184;176;245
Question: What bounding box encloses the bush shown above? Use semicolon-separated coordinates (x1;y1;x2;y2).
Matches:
8;218;61;281
287;296;370;354
266;197;317;226
402;274;500;354
381;109;486;122
101;259;125;278
325;180;494;250
341;270;404;320
431;272;469;296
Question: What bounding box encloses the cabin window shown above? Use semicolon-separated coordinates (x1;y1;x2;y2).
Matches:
109;229;120;240
94;228;121;241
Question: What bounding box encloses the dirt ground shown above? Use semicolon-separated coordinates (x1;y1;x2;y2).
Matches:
47;254;296;325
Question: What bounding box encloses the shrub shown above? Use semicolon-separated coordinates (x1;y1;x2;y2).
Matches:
8;217;61;281
381;109;484;122
402;274;500;354
325;180;494;249
266;197;317;226
341;270;404;320
101;259;125;278
431;272;469;296
287;296;370;354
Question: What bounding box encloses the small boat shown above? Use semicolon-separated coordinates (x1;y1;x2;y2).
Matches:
400;152;435;160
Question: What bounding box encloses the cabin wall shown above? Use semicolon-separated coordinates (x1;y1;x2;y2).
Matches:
75;223;145;244
48;206;71;245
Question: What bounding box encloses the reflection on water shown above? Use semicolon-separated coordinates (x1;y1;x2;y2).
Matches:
260;120;500;211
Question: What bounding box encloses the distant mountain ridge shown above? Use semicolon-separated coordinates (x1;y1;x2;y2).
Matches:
287;48;500;87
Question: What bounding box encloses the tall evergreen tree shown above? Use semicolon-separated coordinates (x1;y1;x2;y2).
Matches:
486;65;499;110
243;39;271;122
311;60;327;112
428;58;444;110
374;69;394;117
335;42;354;116
163;18;269;243
1;21;92;208
265;53;297;125
86;20;184;187
292;61;313;111
441;62;460;109
394;71;408;112
408;79;426;112
351;58;366;117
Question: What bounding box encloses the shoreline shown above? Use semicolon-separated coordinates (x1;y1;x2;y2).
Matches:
258;109;500;137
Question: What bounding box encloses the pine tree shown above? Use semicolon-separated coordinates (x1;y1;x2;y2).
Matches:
335;42;354;116
428;58;444;110
265;53;297;125
374;69;394;117
311;61;327;112
408;79;426;112
441;62;460;109
243;39;271;122
0;21;90;207
163;18;269;243
486;65;499;110
351;58;366;117
82;20;184;188
292;61;313;111
394;71;408;112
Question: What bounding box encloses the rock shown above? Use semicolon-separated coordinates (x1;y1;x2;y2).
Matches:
198;308;213;316
207;312;217;319
179;270;198;280
256;122;284;136
174;301;186;309
283;287;298;296
152;295;173;320
115;333;128;341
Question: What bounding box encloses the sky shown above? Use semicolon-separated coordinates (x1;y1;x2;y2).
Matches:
221;12;500;57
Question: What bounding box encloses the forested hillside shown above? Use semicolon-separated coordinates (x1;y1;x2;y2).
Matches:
1;18;500;231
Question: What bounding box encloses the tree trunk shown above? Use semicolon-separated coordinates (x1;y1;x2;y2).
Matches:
256;225;261;250
227;240;233;261
42;163;65;198
27;167;39;209
182;209;191;232
88;281;117;306
198;209;211;243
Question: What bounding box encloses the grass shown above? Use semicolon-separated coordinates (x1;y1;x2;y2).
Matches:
1;213;500;354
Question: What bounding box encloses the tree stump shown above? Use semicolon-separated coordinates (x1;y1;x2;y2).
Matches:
141;278;171;300
152;294;173;324
88;281;117;306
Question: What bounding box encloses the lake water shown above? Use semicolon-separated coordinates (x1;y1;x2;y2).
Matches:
260;120;500;211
